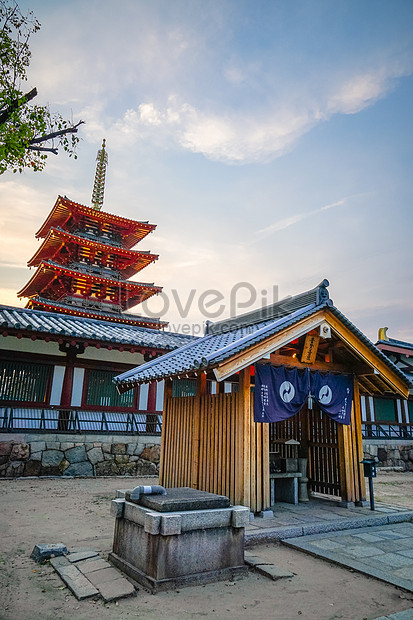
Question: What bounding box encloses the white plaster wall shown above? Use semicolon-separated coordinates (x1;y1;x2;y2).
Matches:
49;366;65;405
71;367;85;407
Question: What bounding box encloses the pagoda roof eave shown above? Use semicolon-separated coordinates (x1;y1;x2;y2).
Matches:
27;227;158;274
26;298;168;329
35;196;156;247
17;261;162;300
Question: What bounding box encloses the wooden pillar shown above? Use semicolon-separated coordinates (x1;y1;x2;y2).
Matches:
337;419;356;505
353;379;367;503
159;378;172;486
191;373;206;489
236;367;251;507
146;381;157;433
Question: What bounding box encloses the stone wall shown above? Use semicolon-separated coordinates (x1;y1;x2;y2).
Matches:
364;441;413;471
0;433;161;478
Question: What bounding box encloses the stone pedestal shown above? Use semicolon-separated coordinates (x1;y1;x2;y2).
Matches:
109;487;249;593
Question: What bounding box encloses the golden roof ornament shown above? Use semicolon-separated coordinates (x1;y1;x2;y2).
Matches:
91;139;108;211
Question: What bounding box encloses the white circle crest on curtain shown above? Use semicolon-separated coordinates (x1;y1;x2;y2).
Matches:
280;381;295;403
319;385;332;405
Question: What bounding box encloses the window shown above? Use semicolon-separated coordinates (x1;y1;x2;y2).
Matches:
373;397;397;422
85;370;135;408
0;361;51;403
172;379;197;397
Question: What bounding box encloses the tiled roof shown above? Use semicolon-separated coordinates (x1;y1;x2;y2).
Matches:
114;283;412;389
0;304;193;351
377;337;413;352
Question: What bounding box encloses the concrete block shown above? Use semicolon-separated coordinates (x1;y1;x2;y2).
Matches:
255;564;294;580
160;514;182;536
259;510;274;519
180;508;231;531
116;489;131;498
67;550;99;563
231;506;250;528
30;543;68;563
98;578;135;602
144;511;161;535
111;498;125;518
124;502;147;526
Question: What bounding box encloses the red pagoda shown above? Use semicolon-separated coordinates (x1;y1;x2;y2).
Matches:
18;140;166;329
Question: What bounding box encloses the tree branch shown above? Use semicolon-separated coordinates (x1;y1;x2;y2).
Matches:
27;145;58;154
0;87;38;125
28;119;85;145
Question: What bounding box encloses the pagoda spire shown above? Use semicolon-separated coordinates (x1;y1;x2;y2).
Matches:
91;139;108;211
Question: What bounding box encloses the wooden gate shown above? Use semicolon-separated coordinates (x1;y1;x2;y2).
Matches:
269;404;340;498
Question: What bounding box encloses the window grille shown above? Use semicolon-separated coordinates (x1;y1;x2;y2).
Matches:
0;362;51;403
85;369;135;408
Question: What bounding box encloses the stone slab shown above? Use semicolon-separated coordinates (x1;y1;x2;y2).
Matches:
50;556;99;600
134;487;230;512
86;567;123;587
30;543;68;563
244;553;272;567
98;577;136;602
255;564;294;580
374;610;413;620
77;558;111;574
67;550;99;563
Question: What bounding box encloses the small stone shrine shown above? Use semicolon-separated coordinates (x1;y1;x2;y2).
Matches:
109;487;249;592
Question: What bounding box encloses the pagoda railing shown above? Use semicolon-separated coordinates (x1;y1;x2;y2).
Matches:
362;421;413;440
0;406;162;435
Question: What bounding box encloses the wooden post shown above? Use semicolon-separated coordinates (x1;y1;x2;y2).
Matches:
337;422;356;505
237;367;251;508
159;378;172;486
191;373;206;489
353;379;367;503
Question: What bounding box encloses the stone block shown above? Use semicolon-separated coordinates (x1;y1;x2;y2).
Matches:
96;460;117;476
30;451;42;462
144;512;161;535
28;441;45;453
0;455;8;465
116;489;131;498
259;510;275;519
10;443;30;461
140;445;161;463
6;461;24;476
50;557;99;600
112;443;127;454
65;446;87;464
98;577;136;602
87;447;104;465
31;543;68;563
67;550;99;563
60;442;75;451
111;499;125;518
46;442;61;450
23;460;41;476
114;454;129;465
77;557;110;573
160;514;182;536
86;567;122;587
136;460;157;475
40;465;61;476
0;442;12;457
101;443;112;454
127;443;137;455
255;564;294;580
42;450;64;467
103;453;114;461
231;506;250;528
63;461;93;477
59;459;70;473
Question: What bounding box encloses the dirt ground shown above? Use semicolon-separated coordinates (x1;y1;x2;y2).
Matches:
1;472;413;620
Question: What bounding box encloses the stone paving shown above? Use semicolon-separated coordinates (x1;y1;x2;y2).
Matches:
284;521;413;593
245;497;413;545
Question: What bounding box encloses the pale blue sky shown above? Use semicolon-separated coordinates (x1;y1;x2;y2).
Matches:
1;0;412;341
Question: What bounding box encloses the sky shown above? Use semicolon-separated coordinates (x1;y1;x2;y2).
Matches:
1;0;412;342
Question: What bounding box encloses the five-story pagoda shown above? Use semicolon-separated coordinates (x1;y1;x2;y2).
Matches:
18;141;166;329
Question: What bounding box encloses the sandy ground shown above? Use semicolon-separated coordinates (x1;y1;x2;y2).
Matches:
1;473;413;620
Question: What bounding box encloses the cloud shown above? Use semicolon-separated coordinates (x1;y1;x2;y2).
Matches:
252;198;348;243
101;59;413;165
